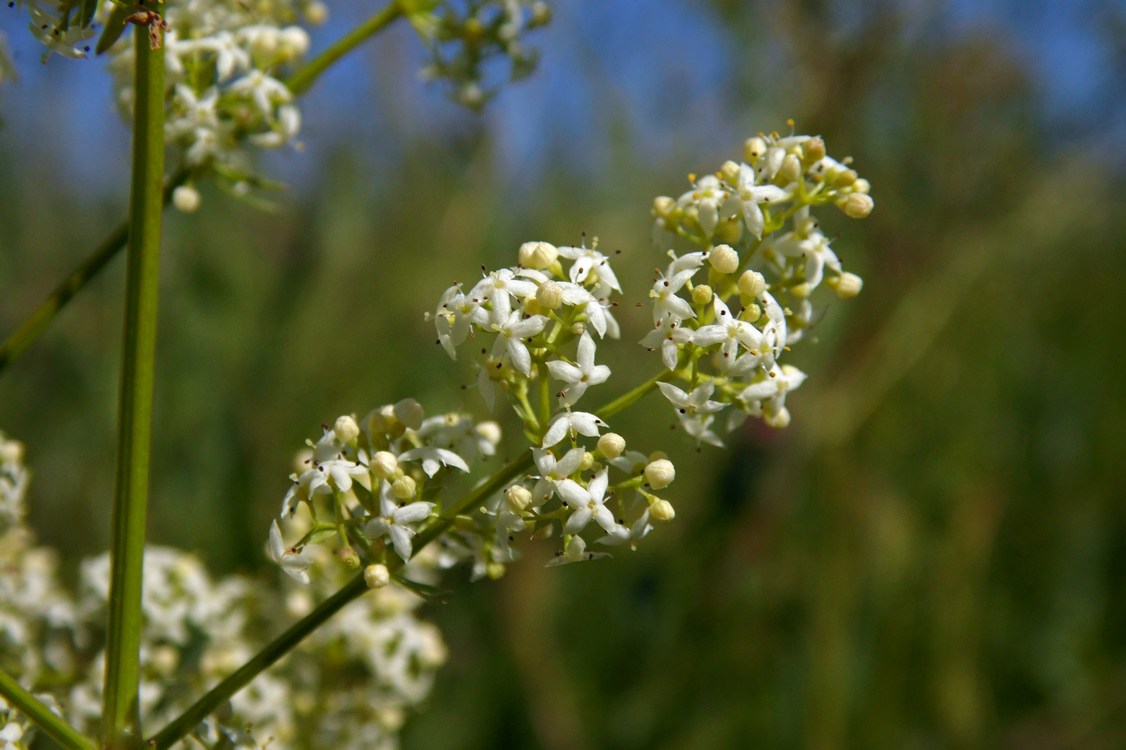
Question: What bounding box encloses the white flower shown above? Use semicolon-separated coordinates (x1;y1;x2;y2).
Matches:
678;175;729;236
397;445;469;478
738;364;807;428
657;380;726;418
268;521;313;584
473;267;539;326
546;534;611;566
557;245;621;291
546;332;610;406
692;297;764;369
563;470;628;540
530;447;586;505
491;311;548;376
640;315;693;371
364;487;436;561
677;411;725;447
649;268;696;324
541;410;606;449
724;163;791;239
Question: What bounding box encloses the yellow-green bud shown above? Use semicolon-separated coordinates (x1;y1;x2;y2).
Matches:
692;284;714;306
391;475;416;500
304;2;328;25
570;321;587;336
720;160;740;185
0;439;24;465
744;136;767;162
333;415;360;443
644;458;676;490
579;451;595;471
803;136;826;164
708;244;740;274
737;270;767;298
337;547;361;569
830;271;864;299
834;169;858;188
364;563;390;588
536;280;564;309
778;153;802;184
371;451;399;479
172;185;200;213
790;282;812;298
597;432;626;459
476;421;502;447
764;406;792;429
714;216;744;245
652;195;675;218
505;484;532;512
519;241;559;269
840;192;874;219
486;561;507;580
394;398;424;430
650;499;676;521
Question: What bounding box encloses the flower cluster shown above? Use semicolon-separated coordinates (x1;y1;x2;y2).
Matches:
0;428;447;749
103;0;326;209
271;401;502;581
0;431;28;536
413;0;551;109
646;129;873;441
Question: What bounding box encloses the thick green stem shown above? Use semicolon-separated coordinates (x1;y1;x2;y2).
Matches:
285;2;405;96
102;30;165;750
0;669;97;750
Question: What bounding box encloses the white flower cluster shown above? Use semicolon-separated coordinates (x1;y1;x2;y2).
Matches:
0;431;28;535
104;0;325;208
415;0;551;109
5;1;96;60
646;130;873;441
271;402;502;582
0;429;447;750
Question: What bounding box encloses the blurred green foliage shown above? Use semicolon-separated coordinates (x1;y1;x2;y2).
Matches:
2;1;1124;748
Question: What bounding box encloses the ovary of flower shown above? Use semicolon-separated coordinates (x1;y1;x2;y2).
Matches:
640;315;693;371
490;311;548;376
397;445;469;478
364;490;436;562
726;163;791;239
562;470;628;540
546;332;610;406
657;380;726;418
649;269;696;324
531;447;586;505
541;410;606;449
268;521;313;584
692;298;764;369
557;245;622;292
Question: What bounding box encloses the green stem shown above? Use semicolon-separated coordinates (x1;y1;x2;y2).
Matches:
102;30;164;750
0;670;97;750
0;169;187;379
597;369;666;420
284;1;405;96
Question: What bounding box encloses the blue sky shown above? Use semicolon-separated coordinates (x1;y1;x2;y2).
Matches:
0;0;1119;197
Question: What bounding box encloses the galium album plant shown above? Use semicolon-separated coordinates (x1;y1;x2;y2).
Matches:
0;1;873;747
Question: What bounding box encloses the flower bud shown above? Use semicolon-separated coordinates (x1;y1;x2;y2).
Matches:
172;185;200;213
333;415;360;443
834;169;858;188
840;192;874;219
505;484;532;512
737;270;767;298
714;216;744;245
597;432;626;459
802;136;826;164
830;271;864;299
563;534;588;562
279;27;310;59
394;398;424;430
652;195;675;218
720;160;740;185
764;406;792;429
744;136;767;162
853;178;871;194
486;561;507;580
364;563;390;589
708;244;740;274
778;153;802;184
293;447;313;474
579;451;595;471
650;498;676;521
536;281;564;309
391;475;417;500
0;439;24;465
531;1;552;26
371;451;399;479
790;282;812;298
476;421;502;447
570;321;587;336
644;458;676;490
519;241;558;269
305;2;329;25
691;284;713;306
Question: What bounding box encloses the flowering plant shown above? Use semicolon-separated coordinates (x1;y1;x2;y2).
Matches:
0;3;872;748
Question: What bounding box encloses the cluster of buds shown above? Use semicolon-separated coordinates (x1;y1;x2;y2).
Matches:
102;0;327;210
646;129;873;439
271;401;502;582
414;0;551;109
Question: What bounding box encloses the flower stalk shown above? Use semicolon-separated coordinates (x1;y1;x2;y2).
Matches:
0;669;97;750
102;27;165;750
